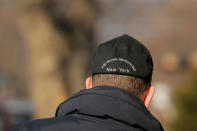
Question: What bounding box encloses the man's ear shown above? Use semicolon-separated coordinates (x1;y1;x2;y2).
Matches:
142;86;155;108
86;77;92;89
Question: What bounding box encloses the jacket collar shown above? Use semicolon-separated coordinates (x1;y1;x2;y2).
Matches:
56;86;163;131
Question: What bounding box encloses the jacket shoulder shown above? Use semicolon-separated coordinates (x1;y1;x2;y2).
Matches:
11;115;109;131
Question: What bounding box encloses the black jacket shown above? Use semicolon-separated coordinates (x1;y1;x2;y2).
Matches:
13;86;164;131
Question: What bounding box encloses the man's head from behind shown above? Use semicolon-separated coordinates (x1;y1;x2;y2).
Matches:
86;34;155;108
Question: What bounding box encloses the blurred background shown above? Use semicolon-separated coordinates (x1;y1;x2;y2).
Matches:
0;0;197;130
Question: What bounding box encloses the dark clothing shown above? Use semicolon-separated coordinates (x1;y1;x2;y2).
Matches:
13;86;164;131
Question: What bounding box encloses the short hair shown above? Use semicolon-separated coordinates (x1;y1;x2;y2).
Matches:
92;74;151;99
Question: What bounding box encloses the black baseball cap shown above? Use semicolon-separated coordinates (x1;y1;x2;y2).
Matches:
91;34;153;82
